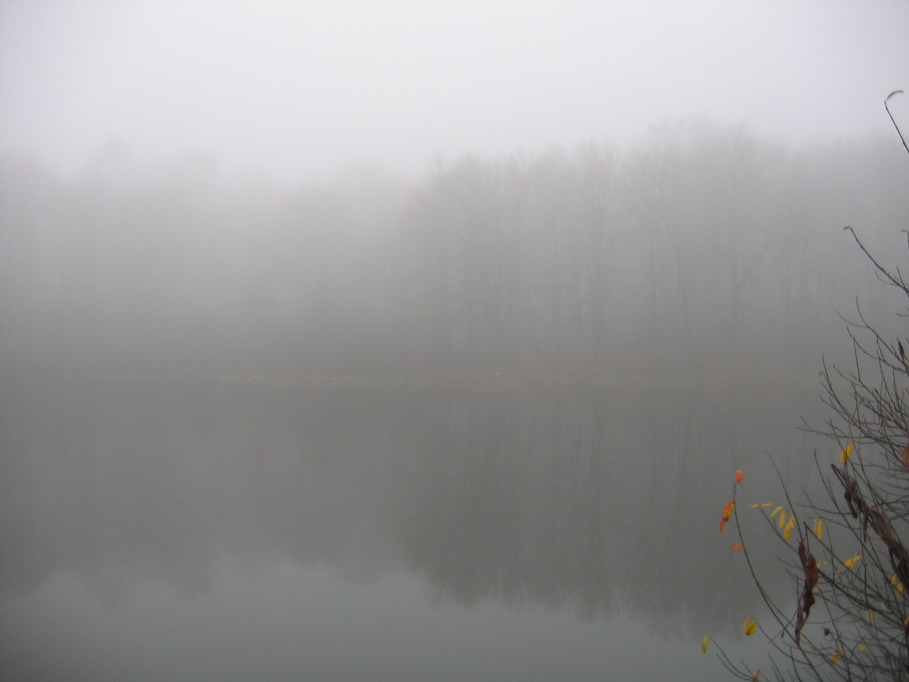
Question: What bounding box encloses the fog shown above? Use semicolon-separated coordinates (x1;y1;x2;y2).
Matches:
2;1;908;182
3;124;909;379
2;0;909;378
2;2;909;680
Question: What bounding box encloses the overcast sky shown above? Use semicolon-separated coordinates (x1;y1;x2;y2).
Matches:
1;0;907;183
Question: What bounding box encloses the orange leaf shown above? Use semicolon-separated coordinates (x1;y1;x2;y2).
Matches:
902;444;909;467
731;543;745;551
735;469;744;483
720;500;735;532
751;670;761;681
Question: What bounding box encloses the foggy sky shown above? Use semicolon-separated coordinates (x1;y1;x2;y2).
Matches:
1;0;908;184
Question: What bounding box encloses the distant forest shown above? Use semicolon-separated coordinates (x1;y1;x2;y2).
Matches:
3;120;908;379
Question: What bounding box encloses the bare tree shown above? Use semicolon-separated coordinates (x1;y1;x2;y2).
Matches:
708;92;909;681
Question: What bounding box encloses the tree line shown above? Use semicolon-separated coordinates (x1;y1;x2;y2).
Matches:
2;121;908;378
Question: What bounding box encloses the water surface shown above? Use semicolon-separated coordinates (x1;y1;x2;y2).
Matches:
0;380;826;680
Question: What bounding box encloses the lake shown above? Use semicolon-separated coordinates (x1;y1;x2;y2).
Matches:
0;379;828;680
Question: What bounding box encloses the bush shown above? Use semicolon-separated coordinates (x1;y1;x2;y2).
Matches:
707;92;909;681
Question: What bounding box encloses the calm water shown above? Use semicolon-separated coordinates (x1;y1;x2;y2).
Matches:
0;380;827;681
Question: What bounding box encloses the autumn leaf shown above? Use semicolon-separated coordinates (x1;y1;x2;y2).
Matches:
731;543;745;551
720;500;735;532
795;539;819;645
744;618;758;636
700;635;709;653
784;517;796;541
751;671;761;681
813;517;824;540
735;469;744;483
840;444;854;464
902;444;909;467
748;502;772;508
777;508;787;530
843;555;862;569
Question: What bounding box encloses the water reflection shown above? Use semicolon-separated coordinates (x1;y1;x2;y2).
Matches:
392;389;820;631
0;380;825;675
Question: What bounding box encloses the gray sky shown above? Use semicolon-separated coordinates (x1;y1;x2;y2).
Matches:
1;0;907;183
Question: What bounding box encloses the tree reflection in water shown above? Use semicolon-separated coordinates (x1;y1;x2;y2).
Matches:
1;381;824;642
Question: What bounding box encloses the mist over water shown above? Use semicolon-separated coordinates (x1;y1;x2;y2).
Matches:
1;381;827;680
2;1;909;679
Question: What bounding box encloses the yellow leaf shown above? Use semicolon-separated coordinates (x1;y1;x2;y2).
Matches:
748;502;773;508
813;517;824;540
770;506;784;519
701;635;709;653
744;618;758;636
858;643;868;654
843;555;862;569
830;648;841;665
784;517;795;541
778;509;787;530
867;609;875;624
840;444;854;464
